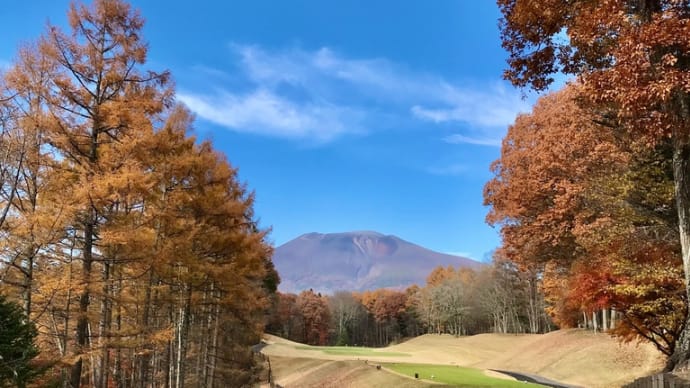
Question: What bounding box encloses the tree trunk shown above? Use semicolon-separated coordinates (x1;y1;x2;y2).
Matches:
72;125;99;387
98;261;111;388
21;249;35;319
206;295;219;387
166;302;174;388
175;287;192;388
114;269;124;388
137;270;155;388
669;116;690;370
526;273;540;334
62;251;75;386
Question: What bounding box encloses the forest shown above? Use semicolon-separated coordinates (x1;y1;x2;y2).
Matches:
0;0;689;387
265;262;554;348
490;0;690;371
0;1;276;387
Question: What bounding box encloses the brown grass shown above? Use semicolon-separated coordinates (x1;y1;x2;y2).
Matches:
473;329;663;387
266;356;446;388
262;329;665;388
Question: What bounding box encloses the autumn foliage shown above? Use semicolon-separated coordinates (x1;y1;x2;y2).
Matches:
0;1;276;387
485;84;686;356
497;0;690;368
266;260;554;349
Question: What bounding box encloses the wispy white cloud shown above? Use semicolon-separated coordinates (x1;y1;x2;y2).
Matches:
179;44;528;142
190;64;234;81
443;134;502;147
412;83;531;128
414;83;531;147
235;45;433;100
179;89;364;141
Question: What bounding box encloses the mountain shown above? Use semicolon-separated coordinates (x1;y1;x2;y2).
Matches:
272;231;482;294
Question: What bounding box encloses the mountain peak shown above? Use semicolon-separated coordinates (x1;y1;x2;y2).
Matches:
273;231;481;294
298;231;385;239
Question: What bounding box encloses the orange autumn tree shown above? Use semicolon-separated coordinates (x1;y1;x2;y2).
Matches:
484;85;686;355
575;138;685;356
0;45;72;323
485;86;622;285
497;0;690;369
266;292;303;341
539;262;581;329
0;1;275;387
296;290;331;345
17;1;173;385
355;289;409;345
116;107;273;386
425;265;457;287
485;86;623;269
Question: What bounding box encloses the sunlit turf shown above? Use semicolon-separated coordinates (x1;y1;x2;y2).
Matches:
293;345;410;357
384;363;545;387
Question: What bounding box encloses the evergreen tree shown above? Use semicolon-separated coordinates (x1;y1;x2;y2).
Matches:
0;295;40;388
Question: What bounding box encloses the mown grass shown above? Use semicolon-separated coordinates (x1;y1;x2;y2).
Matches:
293;345;410;357
385;363;545;387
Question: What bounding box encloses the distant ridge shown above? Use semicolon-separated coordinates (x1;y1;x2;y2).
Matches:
272;231;482;294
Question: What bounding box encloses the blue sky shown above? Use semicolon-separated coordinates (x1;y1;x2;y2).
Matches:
0;1;534;262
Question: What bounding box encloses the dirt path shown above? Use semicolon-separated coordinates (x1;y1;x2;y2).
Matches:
492;370;582;388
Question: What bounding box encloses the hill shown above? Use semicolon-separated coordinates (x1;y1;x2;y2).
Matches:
272;231;482;293
388;330;663;387
261;329;665;387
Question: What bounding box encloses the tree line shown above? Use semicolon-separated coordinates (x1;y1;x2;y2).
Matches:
491;0;690;369
0;1;277;387
485;85;685;358
265;261;554;347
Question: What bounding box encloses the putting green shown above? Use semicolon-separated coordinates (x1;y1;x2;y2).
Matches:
385;363;545;387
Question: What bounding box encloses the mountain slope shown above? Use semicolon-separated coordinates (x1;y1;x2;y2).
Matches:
272;231;482;293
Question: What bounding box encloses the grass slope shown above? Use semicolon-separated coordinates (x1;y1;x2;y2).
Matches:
480;329;664;387
263;330;665;387
268;356;448;388
294;345;410;357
